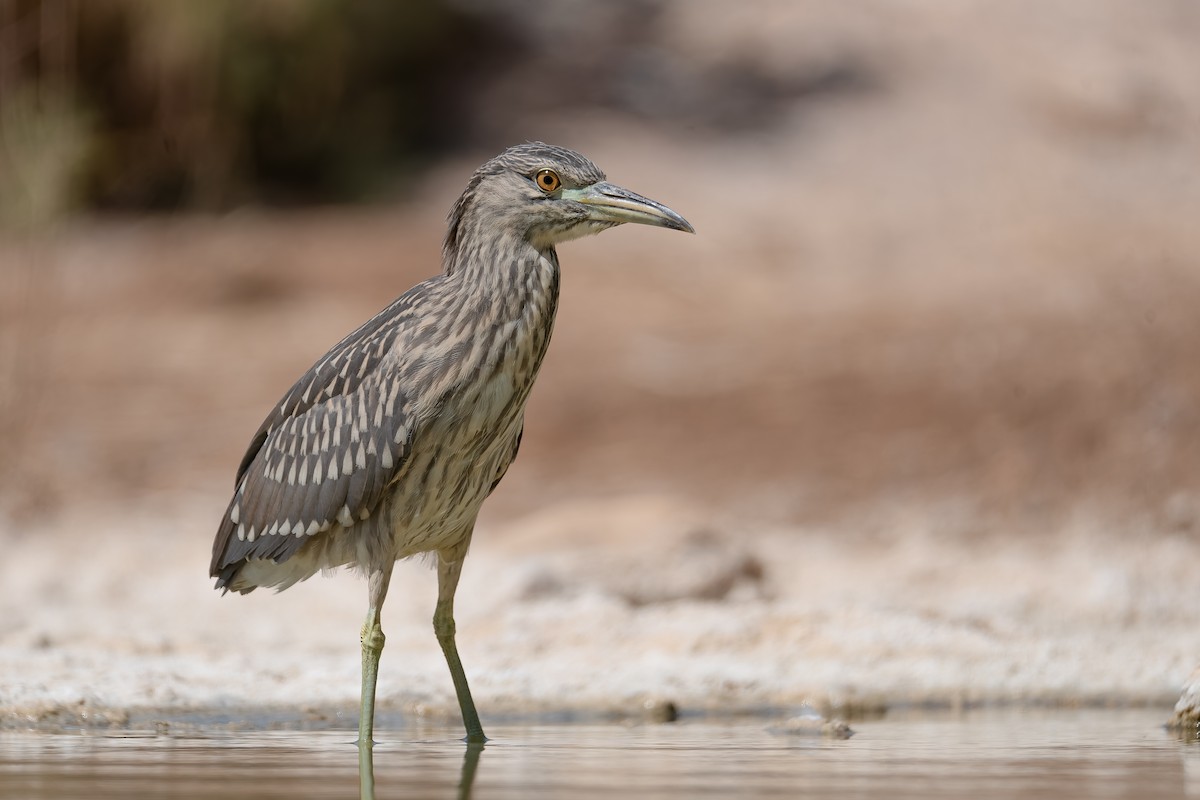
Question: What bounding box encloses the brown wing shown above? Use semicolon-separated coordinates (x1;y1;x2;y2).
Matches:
210;287;431;589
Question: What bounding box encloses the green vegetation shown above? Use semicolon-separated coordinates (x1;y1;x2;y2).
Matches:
1;0;498;216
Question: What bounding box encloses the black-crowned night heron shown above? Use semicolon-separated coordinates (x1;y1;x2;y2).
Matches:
210;143;693;744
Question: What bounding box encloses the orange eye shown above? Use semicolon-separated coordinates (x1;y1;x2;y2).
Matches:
534;169;561;193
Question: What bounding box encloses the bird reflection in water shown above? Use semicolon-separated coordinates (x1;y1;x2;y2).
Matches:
358;739;484;800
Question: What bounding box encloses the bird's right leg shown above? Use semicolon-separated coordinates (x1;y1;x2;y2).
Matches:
435;546;487;742
358;561;394;746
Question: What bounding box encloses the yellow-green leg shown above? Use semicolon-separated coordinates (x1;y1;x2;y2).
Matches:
436;551;487;743
357;564;394;746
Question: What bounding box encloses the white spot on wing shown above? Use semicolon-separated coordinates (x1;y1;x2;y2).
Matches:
388;385;400;417
357;394;368;434
337;505;354;527
333;404;345;446
305;520;320;536
236;524;246;541
230;504;240;525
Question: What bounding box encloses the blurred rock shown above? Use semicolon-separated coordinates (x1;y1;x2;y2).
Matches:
638;696;680;723
1168;665;1200;738
769;708;854;739
502;496;767;607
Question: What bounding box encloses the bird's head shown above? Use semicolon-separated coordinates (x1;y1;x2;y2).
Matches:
444;142;693;264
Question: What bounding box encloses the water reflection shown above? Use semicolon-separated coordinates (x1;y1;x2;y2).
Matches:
0;710;1192;799
358;738;482;800
359;741;374;800
457;741;484;799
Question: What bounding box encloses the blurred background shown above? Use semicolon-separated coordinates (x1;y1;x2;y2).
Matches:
3;0;1200;720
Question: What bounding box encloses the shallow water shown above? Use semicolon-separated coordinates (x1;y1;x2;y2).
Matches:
1;709;1194;799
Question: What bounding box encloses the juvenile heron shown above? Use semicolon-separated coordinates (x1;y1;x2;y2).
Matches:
210;142;693;744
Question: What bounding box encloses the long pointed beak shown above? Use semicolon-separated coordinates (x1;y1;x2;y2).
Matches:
564;181;695;233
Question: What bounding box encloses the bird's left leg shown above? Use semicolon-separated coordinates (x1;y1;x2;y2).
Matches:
435;543;486;742
358;560;395;746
